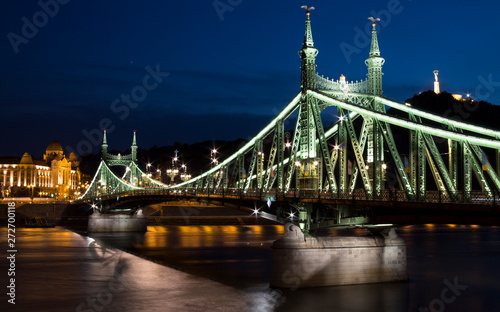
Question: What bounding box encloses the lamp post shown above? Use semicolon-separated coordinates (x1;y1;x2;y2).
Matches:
211;148;218;168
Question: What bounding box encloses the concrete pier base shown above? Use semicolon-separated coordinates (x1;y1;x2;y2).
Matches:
270;223;408;288
87;209;147;233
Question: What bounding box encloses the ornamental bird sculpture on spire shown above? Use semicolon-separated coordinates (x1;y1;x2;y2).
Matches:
301;5;315;13
368;17;380;25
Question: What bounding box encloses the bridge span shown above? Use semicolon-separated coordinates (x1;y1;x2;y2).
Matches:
73;7;500;288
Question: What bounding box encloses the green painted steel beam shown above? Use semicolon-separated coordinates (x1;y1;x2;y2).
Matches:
377;97;500;139
311;91;500;149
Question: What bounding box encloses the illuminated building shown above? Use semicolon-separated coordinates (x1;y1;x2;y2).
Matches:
0;141;81;199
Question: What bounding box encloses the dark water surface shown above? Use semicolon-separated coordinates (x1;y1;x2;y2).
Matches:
1;224;499;311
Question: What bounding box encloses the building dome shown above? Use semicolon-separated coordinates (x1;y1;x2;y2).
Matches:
20;153;34;165
69;152;78;162
46;141;63;154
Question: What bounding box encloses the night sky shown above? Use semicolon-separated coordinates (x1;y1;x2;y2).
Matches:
2;0;500;158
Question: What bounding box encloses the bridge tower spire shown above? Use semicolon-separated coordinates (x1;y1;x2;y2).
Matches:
131;131;137;161
300;6;318;92
365;18;385;96
102;129;108;159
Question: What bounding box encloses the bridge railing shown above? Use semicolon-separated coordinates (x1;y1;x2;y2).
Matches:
80;187;499;206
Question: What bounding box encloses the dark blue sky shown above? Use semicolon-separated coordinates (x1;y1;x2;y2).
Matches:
2;0;500;158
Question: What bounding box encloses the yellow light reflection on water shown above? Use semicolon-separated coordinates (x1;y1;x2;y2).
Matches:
140;225;286;249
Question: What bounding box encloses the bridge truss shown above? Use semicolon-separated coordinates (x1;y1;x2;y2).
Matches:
80;131;167;201
80;10;500;229
169;12;500;203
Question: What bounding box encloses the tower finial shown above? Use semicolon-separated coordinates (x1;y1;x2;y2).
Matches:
301;5;316;48
132;130;137;146
367;17;381;57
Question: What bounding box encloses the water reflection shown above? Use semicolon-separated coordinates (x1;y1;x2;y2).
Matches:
3;224;499;311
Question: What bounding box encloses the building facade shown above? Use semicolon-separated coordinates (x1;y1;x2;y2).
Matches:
0;141;82;199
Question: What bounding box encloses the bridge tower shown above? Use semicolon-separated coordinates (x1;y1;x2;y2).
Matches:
131;130;138;161
297;6;320;192
365;19;386;195
102;129;108;158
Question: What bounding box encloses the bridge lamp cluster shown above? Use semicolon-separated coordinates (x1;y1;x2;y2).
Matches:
295;161;301;167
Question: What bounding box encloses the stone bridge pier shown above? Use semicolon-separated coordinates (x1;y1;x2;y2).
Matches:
270;223;407;288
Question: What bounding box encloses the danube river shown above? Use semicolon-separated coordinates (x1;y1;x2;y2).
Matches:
1;223;499;311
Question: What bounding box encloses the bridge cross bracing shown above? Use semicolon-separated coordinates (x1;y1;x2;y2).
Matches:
81;10;500;211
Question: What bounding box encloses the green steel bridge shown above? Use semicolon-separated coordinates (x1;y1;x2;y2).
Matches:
78;9;500;231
